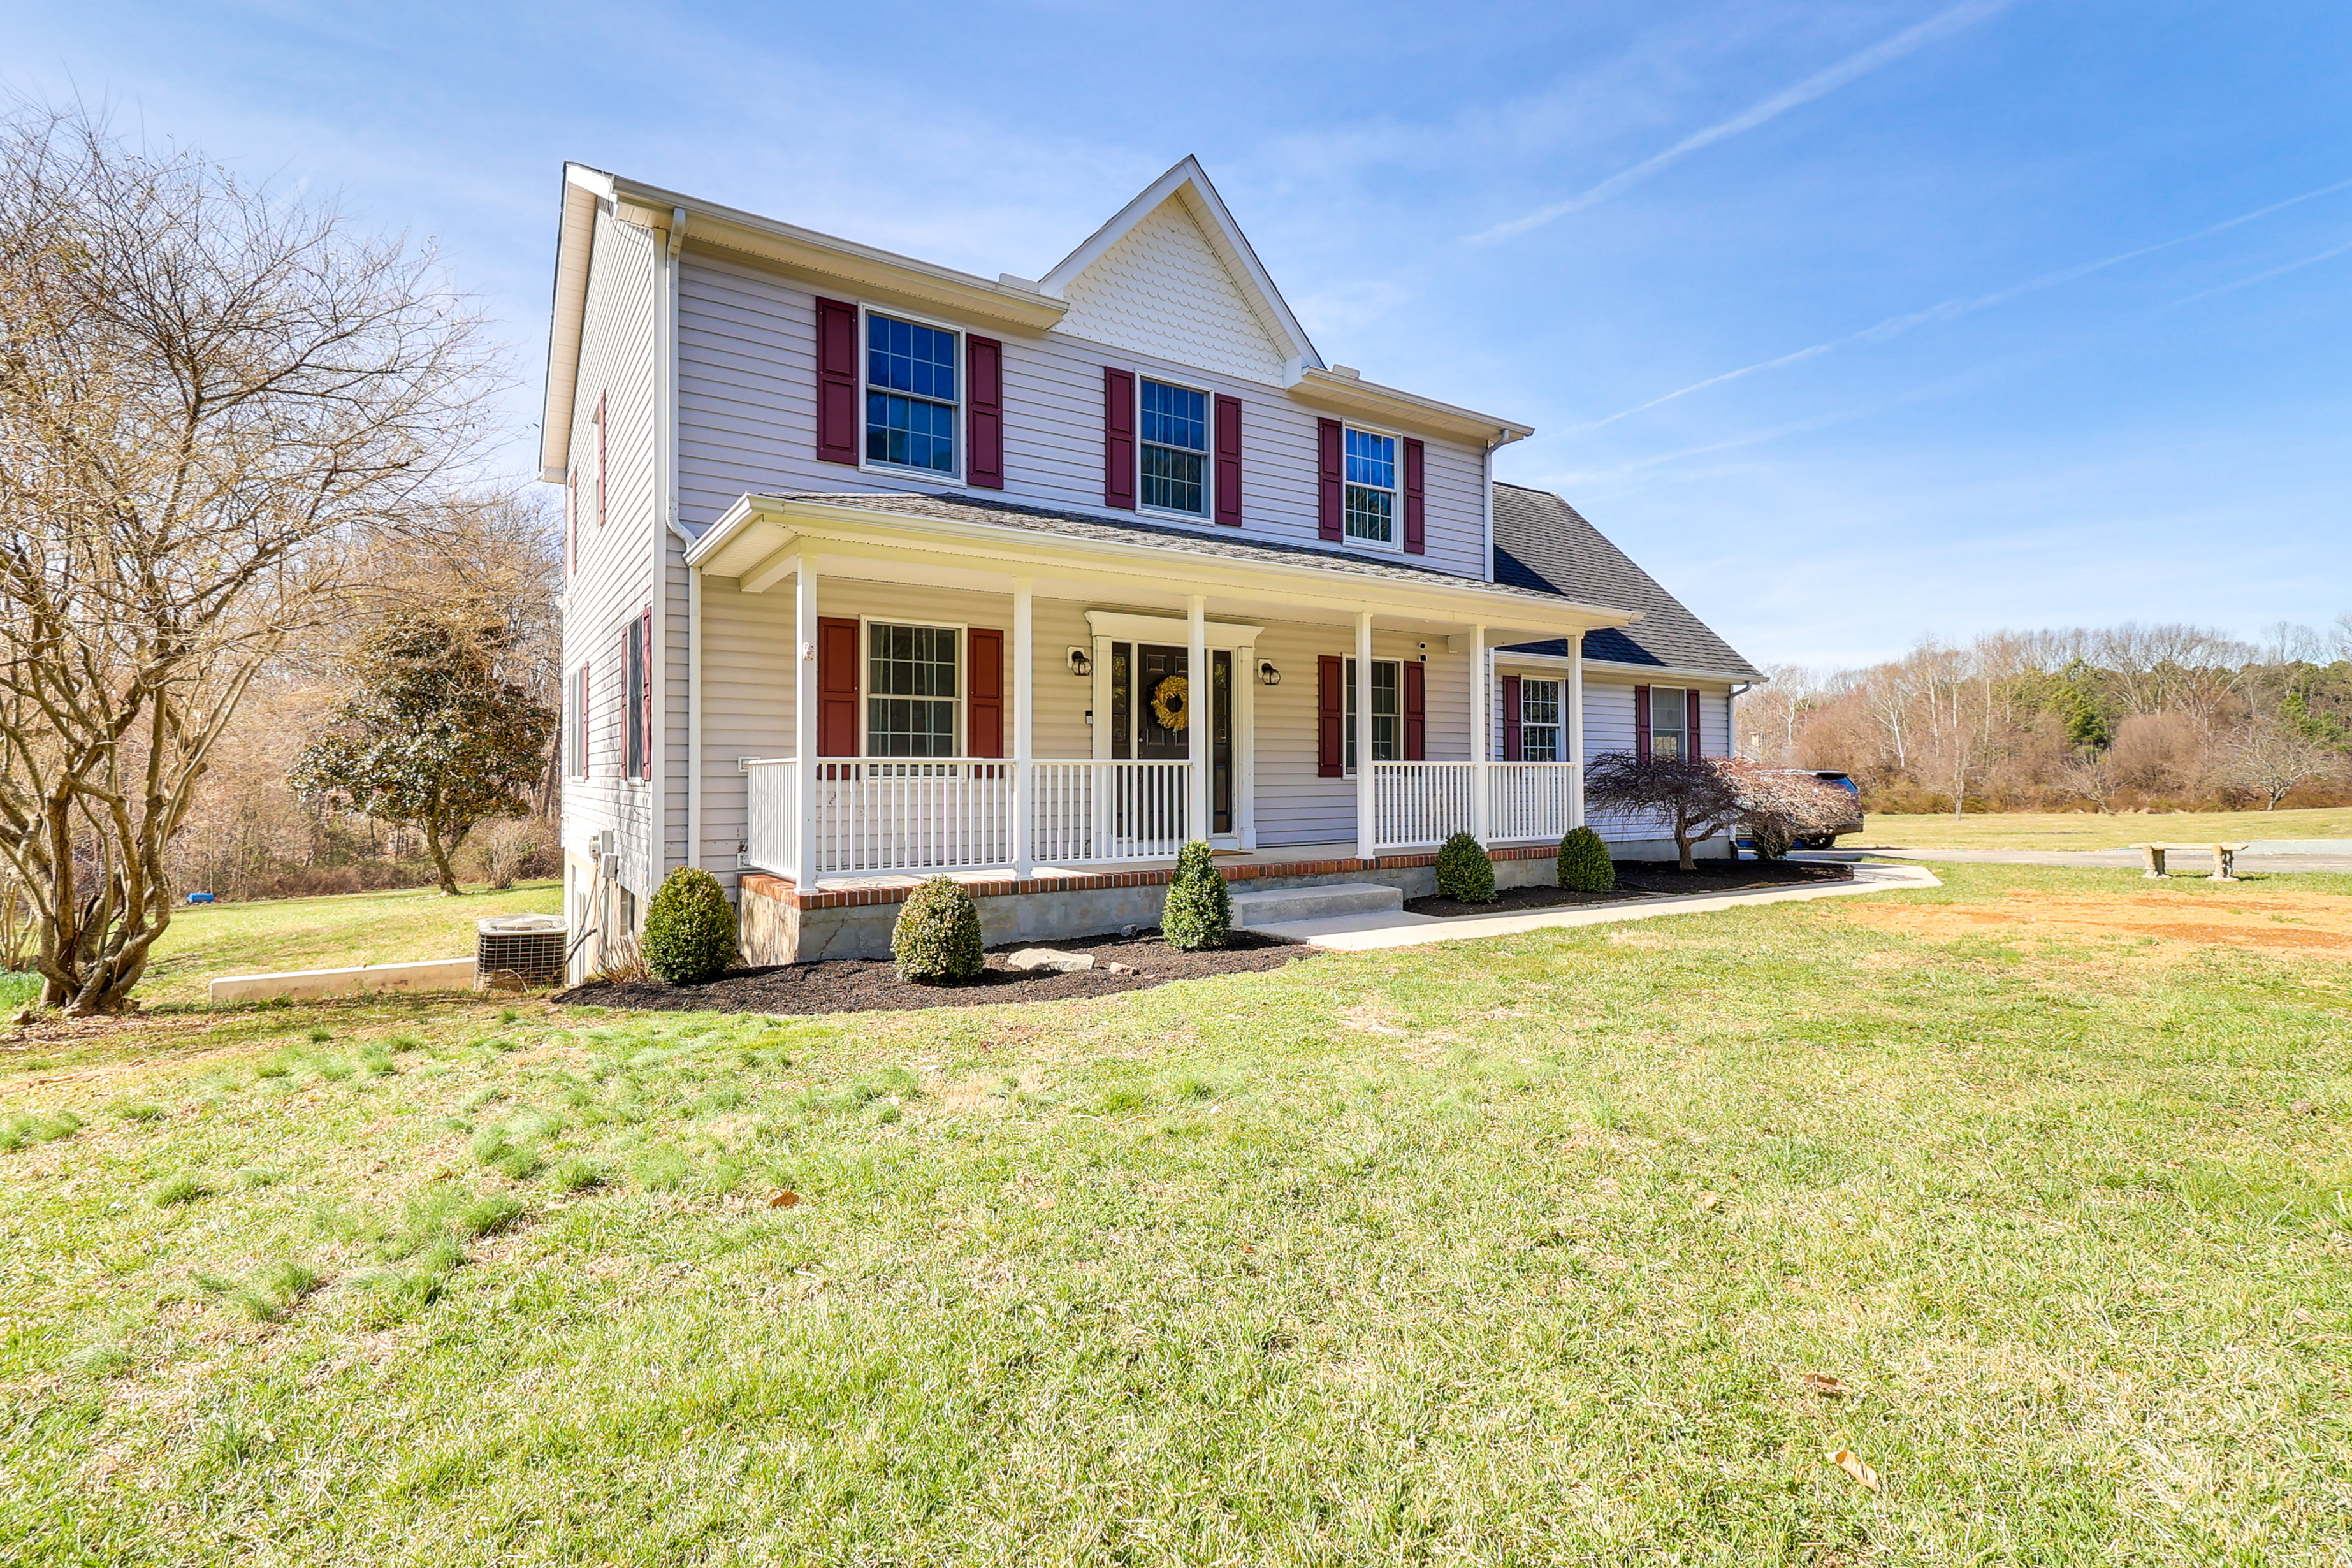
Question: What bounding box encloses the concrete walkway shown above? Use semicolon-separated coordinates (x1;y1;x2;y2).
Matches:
1256;861;1940;952
1822;841;2352;874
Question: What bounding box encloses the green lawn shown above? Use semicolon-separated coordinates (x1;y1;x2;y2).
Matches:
0;880;565;1010
1861;804;2352;851
4;864;2349;1564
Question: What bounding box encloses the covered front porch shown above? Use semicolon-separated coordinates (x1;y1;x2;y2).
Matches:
683;491;1634;890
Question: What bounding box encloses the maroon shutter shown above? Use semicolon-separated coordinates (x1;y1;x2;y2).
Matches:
966;628;1004;758
1403;660;1426;761
1634;685;1652;762
1502;674;1522;761
966;335;1004;490
1317;656;1344;777
1687;689;1703;758
1213;395;1243;526
1316;419;1343;540
815;298;859;465
817;617;861;757
1102;368;1135;508
1402;437;1426;555
637;609;654;780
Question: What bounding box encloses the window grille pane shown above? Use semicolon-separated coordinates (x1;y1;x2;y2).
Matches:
867;314;957;402
1344;428;1394;488
1140;446;1205;514
1344;485;1393;543
1650;685;1687;759
866;393;957;472
1344;659;1402;771
869;624;959;699
1139;381;1207;451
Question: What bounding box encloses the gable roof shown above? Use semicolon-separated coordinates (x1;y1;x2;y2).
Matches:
1490;482;1762;681
1036;157;1321;381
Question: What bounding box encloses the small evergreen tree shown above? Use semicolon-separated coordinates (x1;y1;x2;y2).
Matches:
1555;826;1615;892
291;612;554;895
641;867;737;985
892;877;984;984
1161;840;1231;950
1435;832;1496;902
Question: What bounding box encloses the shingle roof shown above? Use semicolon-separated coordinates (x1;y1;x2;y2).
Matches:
760;488;1602;612
1489;482;1761;680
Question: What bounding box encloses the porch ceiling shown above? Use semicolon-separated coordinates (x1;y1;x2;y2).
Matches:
685;491;1638;641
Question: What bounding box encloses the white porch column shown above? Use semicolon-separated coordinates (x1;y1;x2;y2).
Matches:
1186;595;1209;845
1469;622;1489;845
792;558;819;885
1569;628;1586;830
1012;577;1034;878
1236;643;1257;850
1354;610;1375;863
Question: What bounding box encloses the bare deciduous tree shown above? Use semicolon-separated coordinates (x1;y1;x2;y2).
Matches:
2224;723;2337;811
0;106;497;1012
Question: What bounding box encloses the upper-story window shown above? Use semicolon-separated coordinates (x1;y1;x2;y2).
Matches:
1344;428;1397;547
865;312;958;474
1649;686;1689;759
1138;379;1209;517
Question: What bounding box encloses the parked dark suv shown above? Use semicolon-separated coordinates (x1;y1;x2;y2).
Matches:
1792;771;1865;848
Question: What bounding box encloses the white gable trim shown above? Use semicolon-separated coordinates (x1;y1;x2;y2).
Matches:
1038;157;1321;379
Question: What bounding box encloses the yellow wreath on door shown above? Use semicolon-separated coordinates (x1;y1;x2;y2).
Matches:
1151;674;1189;731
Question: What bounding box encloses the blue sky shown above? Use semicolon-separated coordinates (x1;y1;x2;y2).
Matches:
13;0;2349;669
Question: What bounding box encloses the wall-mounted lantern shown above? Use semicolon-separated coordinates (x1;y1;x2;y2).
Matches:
1257;660;1281;686
1067;646;1092;677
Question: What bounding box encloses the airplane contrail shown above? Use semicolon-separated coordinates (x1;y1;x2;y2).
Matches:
1568;175;2352;432
1468;0;2014;245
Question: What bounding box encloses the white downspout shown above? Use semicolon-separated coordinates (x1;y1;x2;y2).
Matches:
662;208;697;877
1569;630;1586;831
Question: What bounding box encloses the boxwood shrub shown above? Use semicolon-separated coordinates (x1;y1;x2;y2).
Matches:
1161;840;1231;951
1435;832;1497;903
641;867;738;985
893;876;984;984
1555;825;1616;892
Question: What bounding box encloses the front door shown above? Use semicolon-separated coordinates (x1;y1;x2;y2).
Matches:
1117;643;1235;838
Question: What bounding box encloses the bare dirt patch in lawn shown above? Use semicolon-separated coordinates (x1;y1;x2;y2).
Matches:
1839;887;2352;959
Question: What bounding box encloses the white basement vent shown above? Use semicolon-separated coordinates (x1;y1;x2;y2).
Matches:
477;915;569;990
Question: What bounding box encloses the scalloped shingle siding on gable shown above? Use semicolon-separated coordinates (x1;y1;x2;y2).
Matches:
1056;199;1287;385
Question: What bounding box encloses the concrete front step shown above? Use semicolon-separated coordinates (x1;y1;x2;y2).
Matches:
1228;881;1404;929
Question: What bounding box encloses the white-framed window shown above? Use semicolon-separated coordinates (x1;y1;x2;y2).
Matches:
863;309;960;476
1650;686;1689;760
1521;679;1562;762
1343;426;1398;548
1344;657;1400;775
565;664;590;778
866;621;961;757
1138;377;1210;518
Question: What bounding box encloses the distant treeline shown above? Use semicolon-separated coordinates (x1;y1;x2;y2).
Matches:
1734;620;2352;815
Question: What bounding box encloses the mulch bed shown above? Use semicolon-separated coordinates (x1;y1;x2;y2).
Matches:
1404;857;1851;918
553;929;1310;1017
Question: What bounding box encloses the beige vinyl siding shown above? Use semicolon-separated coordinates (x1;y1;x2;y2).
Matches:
559;204;661;897
674;248;1492;582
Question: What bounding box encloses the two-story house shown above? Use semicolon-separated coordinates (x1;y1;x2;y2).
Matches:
543;157;1760;975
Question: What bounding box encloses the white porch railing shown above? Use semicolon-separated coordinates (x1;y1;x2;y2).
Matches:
811;760;1013;876
1488;762;1580;843
744;755;1583;880
1371;762;1477;852
742;759;797;876
741;757;1190;880
1030;760;1191;864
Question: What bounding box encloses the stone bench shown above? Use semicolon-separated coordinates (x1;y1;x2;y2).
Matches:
2131;843;2250;882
